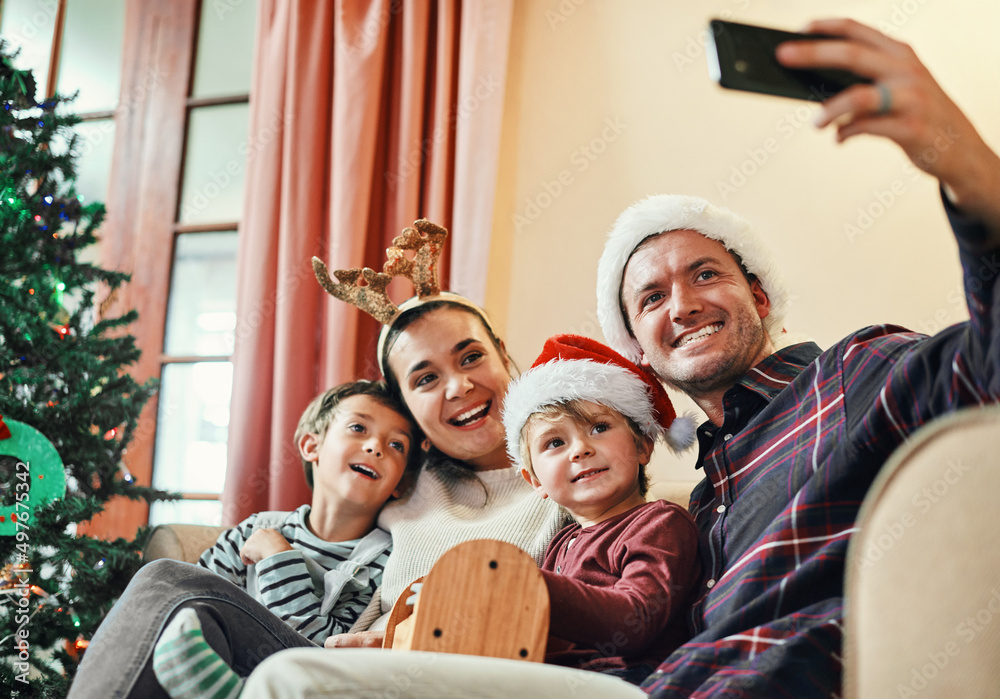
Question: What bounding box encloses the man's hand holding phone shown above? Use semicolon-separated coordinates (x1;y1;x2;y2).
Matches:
706;17;1000;231
706;20;870;102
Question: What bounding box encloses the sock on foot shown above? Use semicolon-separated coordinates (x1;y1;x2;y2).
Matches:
152;607;244;699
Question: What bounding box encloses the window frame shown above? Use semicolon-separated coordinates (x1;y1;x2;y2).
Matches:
94;0;251;537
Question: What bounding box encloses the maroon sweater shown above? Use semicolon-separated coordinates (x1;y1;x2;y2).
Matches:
540;499;702;673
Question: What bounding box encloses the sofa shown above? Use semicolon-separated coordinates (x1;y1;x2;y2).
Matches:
142;405;1000;696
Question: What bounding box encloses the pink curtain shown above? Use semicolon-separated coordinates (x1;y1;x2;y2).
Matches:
223;0;514;524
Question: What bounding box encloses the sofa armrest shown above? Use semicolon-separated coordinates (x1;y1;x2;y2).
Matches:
844;405;1000;697
143;523;228;564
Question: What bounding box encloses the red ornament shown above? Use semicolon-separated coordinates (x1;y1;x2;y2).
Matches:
0;416;10;440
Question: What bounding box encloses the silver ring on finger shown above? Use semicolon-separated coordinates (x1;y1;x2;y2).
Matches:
875;83;893;117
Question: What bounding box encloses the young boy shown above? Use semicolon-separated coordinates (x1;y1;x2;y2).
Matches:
502;334;702;685
152;379;420;699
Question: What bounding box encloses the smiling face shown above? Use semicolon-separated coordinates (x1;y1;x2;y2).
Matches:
620;229;774;404
386;307;512;471
299;394;413;511
522;402;652;527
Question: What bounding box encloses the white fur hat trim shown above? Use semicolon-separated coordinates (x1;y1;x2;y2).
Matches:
503;358;691;472
596;194;790;364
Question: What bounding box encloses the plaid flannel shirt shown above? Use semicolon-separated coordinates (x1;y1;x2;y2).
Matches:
642;202;999;697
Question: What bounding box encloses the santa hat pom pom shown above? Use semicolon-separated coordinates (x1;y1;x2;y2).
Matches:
664;413;698;452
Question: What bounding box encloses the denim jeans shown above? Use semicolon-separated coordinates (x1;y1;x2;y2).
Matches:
67;559;317;699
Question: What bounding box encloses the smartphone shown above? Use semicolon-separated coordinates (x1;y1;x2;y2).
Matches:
705;19;870;102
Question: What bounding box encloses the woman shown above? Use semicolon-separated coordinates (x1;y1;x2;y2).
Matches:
66;293;566;698
344;295;568;640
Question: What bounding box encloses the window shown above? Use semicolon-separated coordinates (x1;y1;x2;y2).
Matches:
1;0;124;206
0;0;258;535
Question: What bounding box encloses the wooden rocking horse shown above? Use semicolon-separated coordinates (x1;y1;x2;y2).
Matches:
382;539;550;663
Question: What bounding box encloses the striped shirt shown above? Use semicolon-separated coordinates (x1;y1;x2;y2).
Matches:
643;203;999;697
198;505;389;644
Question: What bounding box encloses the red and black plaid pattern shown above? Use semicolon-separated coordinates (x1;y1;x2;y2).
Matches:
641;206;998;697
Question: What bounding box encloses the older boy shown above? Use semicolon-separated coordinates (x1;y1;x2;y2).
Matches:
502;334;702;685
152;380;419;699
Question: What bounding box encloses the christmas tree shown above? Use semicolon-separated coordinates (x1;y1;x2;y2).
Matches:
0;43;168;696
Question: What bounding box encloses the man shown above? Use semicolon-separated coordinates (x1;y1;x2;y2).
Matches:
240;18;1000;698
592;19;1000;696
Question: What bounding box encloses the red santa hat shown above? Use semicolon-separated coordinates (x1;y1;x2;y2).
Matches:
596;194;790;365
503;334;696;471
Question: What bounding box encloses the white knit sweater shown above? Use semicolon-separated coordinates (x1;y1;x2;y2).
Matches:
371;462;568;630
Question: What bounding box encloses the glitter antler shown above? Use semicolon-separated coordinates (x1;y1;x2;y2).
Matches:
383;219;448;297
311;261;398;324
312;218;449;324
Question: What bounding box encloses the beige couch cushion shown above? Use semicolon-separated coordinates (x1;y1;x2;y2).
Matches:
143;523;228;564
844;406;1000;698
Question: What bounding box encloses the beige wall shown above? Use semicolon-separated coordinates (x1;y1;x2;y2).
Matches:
487;0;1000;485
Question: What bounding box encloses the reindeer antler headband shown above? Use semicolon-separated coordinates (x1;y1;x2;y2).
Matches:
312;219;449;324
313;219;497;375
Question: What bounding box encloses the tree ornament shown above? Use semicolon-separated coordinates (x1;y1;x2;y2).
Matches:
64;636;89;660
118;463;135;484
49;321;71;339
0;562;31;591
0;416;67;535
